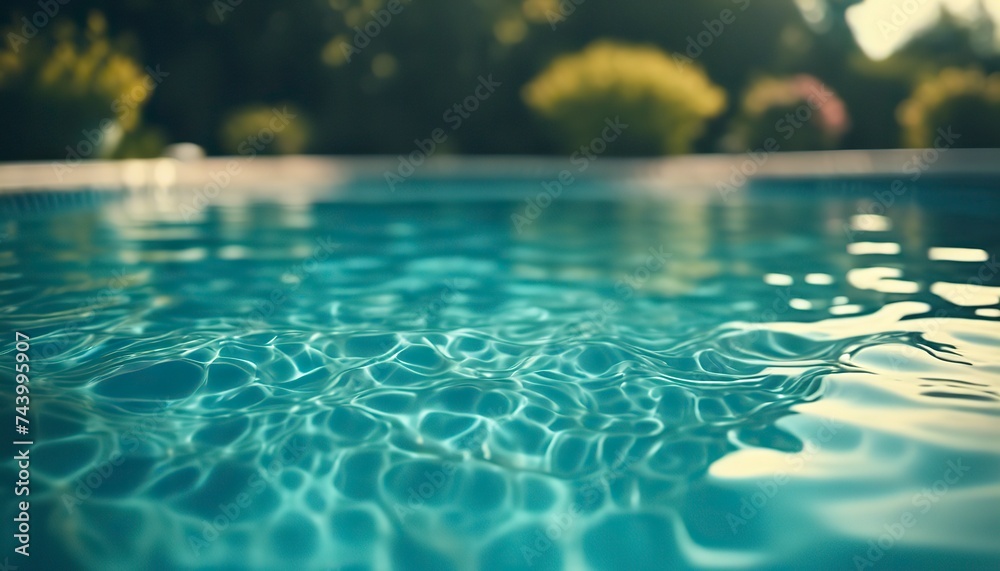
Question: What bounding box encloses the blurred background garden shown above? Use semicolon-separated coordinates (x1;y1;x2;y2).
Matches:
2;0;999;161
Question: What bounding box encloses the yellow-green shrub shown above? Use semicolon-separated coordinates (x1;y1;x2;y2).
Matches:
219;104;309;155
0;12;152;159
897;68;1000;148
522;40;726;155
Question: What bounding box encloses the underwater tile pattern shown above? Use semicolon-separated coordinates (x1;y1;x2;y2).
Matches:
1;180;999;570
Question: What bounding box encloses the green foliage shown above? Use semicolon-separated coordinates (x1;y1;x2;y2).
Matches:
0;0;997;159
897;68;1000;148
523;41;726;155
0;12;151;159
220;104;309;155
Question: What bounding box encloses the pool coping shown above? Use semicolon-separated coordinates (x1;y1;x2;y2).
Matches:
0;149;998;194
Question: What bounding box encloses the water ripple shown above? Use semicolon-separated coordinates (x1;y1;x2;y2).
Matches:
1;191;998;569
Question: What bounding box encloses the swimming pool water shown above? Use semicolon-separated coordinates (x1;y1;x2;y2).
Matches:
1;177;999;570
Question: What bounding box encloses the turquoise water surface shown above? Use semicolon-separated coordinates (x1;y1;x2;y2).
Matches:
1;176;999;570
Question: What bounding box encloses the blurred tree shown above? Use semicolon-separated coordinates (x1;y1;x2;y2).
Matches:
0;12;152;160
840;4;1000;148
1;0;997;159
897;67;1000;148
523;40;726;155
